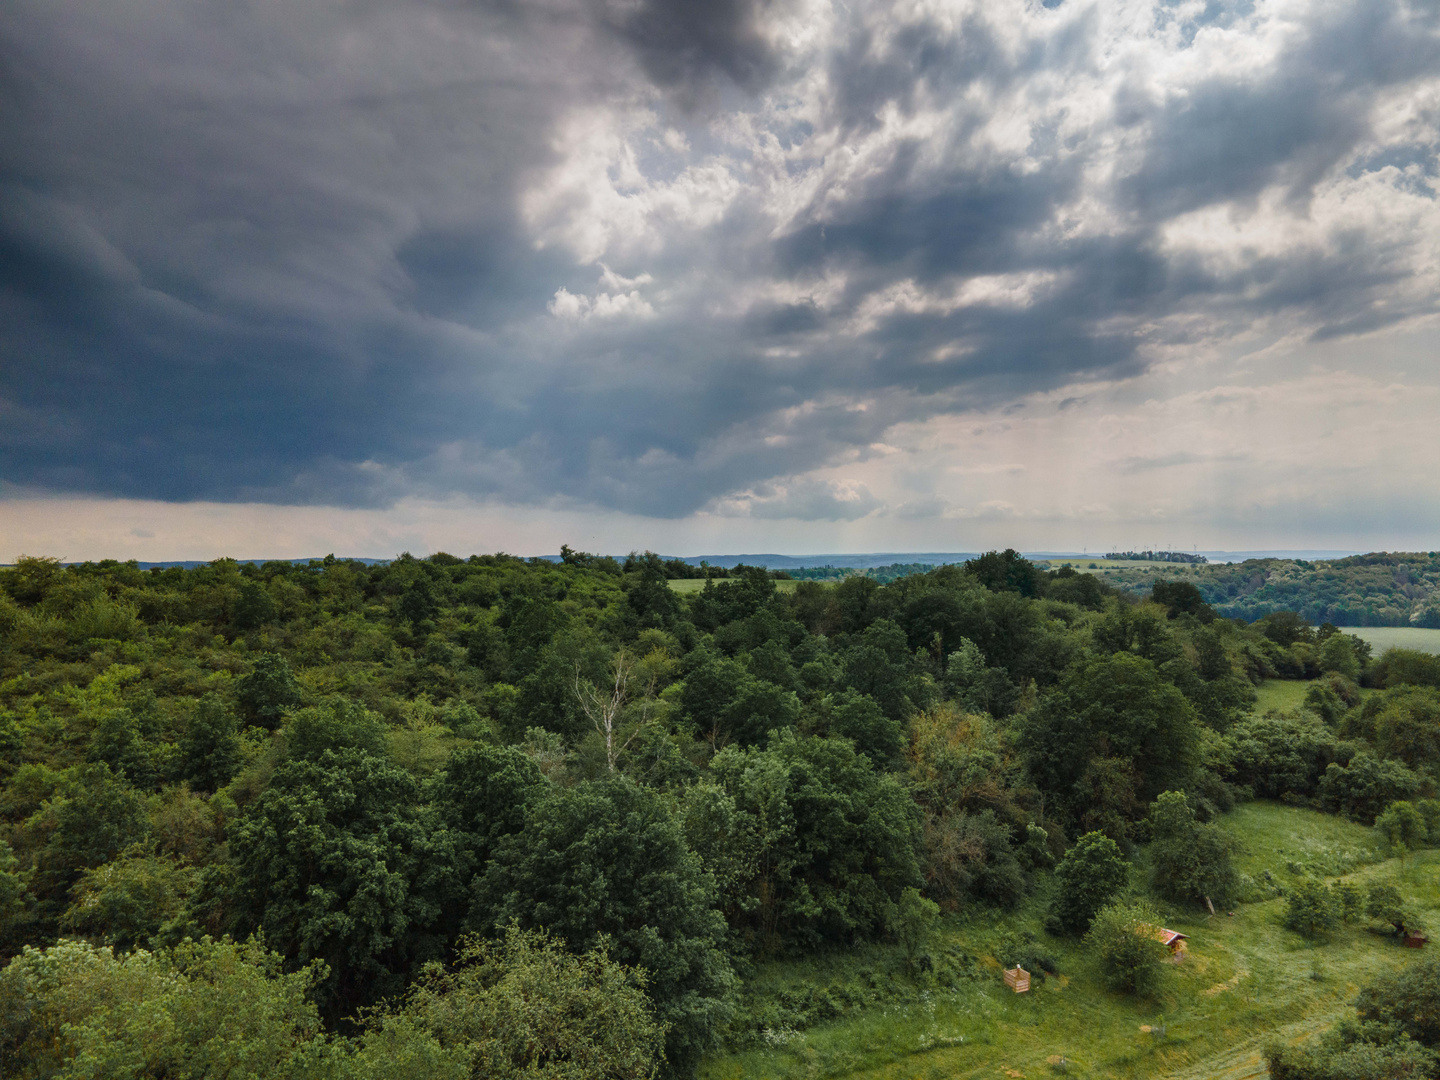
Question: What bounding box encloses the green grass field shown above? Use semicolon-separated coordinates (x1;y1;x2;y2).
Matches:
699;802;1438;1080
1348;626;1440;656
668;578;805;594
1251;680;1314;715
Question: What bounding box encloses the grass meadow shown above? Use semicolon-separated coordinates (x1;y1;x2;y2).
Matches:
699;802;1438;1080
669;578;805;594
1348;626;1440;656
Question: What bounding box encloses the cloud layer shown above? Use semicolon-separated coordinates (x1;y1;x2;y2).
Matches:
2;0;1438;535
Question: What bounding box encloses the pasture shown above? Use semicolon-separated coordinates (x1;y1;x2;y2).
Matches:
699;802;1437;1080
1348;625;1440;656
669;577;806;594
1251;679;1313;715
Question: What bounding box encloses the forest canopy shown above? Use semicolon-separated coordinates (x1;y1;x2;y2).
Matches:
0;549;1436;1078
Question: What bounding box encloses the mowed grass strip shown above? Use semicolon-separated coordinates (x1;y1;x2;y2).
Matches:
699;802;1440;1080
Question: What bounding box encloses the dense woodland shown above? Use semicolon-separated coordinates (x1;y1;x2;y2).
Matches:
1;549;1438;1079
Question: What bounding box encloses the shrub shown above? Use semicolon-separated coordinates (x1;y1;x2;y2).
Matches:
1356;953;1440;1047
388;926;665;1080
1086;899;1169;996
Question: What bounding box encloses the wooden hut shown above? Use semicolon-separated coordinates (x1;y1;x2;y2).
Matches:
1157;929;1188;957
1004;966;1031;993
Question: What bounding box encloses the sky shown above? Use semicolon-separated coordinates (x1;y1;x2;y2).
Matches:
2;0;1438;561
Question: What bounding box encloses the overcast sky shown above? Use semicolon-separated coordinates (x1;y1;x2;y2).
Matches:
2;0;1438;560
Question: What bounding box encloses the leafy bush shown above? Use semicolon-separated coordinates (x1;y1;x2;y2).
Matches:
1086;899;1169;996
387;926;665;1080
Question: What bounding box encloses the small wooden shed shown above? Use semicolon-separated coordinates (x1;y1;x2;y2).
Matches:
1157;929;1188;957
1004;966;1031;993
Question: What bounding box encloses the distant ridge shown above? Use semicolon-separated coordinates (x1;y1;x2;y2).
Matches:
52;550;1364;571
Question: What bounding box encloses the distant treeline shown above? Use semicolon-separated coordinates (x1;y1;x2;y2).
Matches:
1105;551;1209;564
1102;552;1440;627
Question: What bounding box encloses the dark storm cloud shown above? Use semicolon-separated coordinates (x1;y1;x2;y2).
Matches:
1;0;1437;519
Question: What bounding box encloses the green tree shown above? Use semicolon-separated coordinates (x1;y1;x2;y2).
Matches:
229;749;432;1018
388;926;664;1080
1046;831;1129;935
1356;953;1440;1048
477;777;735;1077
1375;801;1429;867
234;653;303;729
1019;653;1199;828
829;691;903;764
61;849;196;950
710;732;923;949
36;763;150;903
177;693;241;792
1148;791;1237;907
886;886;939;973
1372;688;1440;770
1086;899;1169;996
281;697;388;762
1318;751;1421;823
1366;883;1425;939
1286;877;1341;940
233;579;279;630
0;937;336;1080
965;549;1041;597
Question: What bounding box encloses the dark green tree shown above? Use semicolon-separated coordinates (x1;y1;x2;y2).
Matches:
829;691;903;764
229;748;432;1018
711;732;923;949
1020;653;1199;826
965;549;1041;597
176;693;241;792
235;653;303;729
233;579;279;630
476;777;735;1077
1148;791;1237;907
1045;831;1129;935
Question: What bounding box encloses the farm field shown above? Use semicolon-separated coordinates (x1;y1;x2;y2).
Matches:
698;802;1437;1080
669;577;805;594
1348;625;1440;655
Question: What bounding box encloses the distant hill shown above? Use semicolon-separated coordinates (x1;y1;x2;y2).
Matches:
1101;551;1440;627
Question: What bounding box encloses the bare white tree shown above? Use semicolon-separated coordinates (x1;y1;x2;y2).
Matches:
574;651;653;772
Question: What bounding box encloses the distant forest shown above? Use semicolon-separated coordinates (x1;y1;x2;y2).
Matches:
1099;552;1440;627
2;547;1438;1078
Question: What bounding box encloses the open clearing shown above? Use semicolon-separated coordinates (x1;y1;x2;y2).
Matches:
669;578;805;594
1347;625;1440;655
699;802;1438;1080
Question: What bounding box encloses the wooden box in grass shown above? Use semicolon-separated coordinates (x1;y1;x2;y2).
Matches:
1004;966;1031;993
